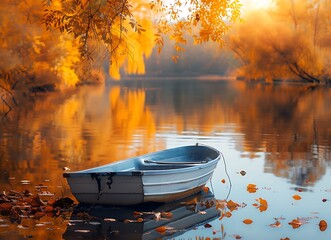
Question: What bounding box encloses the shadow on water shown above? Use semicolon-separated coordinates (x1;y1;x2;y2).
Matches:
63;191;220;240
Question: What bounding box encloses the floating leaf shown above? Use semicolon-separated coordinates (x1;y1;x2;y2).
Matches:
239;170;246;176
203;186;209;193
322;198;327;202
155;226;174;233
221;179;226;184
247;184;257;193
243;219;253;224
161;212;173;218
292;195;301;200
137;218;144;222
254;197;268;212
288;219;302;229
269;220;281;228
204;223;212;228
319;220;327;231
227;200;239;211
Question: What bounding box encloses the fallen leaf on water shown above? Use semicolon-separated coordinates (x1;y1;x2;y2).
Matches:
155;226;174;234
288;219;302;229
227;200;240;211
322;198;327;202
233;235;242;239
161;212;173;218
253;197;268;212
137;218;144;222
133;211;142;216
243;219;253;224
221;179;226;184
269;220;281;228
204;223;212;228
203;186;209;193
319;220;327;232
292;195;301;200
247;184;258;193
280;238;290;240
239;170;246;176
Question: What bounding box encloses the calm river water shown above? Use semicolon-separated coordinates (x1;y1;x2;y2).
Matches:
0;79;330;239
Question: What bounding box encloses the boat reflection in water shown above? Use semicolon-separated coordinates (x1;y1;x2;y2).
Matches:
63;190;220;239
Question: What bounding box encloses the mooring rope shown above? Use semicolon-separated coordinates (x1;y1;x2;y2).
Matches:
220;150;232;201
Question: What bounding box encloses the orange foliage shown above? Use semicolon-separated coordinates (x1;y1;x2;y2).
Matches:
229;0;331;83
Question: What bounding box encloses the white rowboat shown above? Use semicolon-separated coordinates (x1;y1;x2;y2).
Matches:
63;144;221;205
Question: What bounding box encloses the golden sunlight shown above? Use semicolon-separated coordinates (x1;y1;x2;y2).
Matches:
241;0;274;10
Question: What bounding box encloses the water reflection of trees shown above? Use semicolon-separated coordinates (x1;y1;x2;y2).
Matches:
1;80;330;190
125;80;331;185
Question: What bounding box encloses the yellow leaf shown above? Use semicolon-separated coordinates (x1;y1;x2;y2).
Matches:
292;195;301;200
243;219;253;224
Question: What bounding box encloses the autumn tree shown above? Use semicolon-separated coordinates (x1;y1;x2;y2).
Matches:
1;0;241;117
229;0;331;84
42;0;241;75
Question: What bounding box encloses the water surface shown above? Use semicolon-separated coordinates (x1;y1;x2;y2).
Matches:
0;79;330;239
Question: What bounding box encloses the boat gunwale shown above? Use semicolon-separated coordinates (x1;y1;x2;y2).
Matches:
63;158;219;178
63;145;221;178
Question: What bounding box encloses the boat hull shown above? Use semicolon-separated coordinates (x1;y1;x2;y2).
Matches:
64;145;221;205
